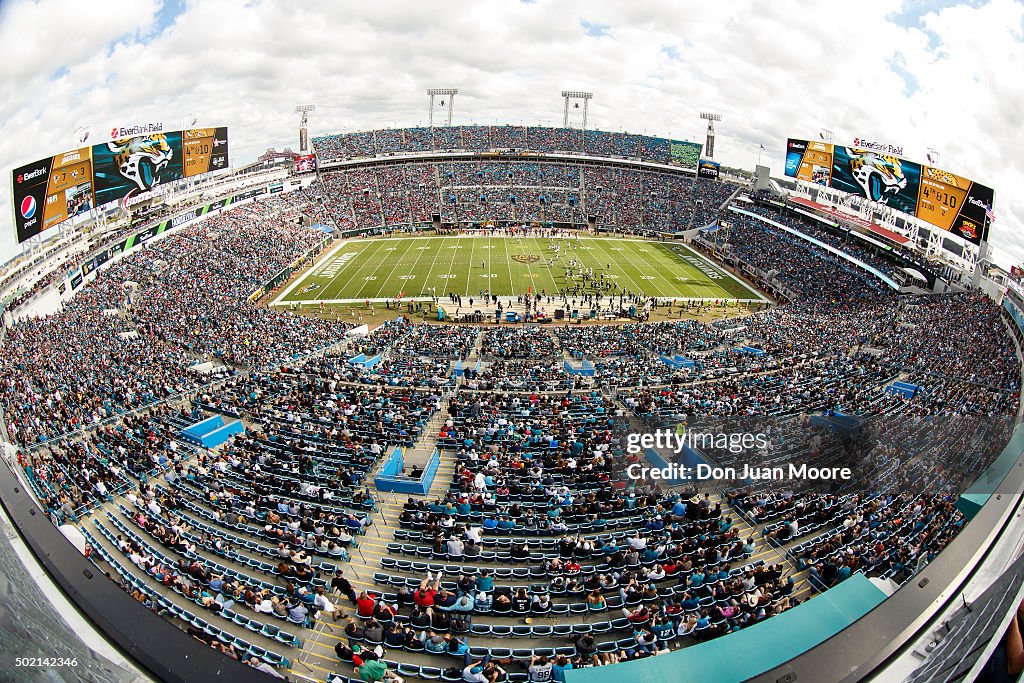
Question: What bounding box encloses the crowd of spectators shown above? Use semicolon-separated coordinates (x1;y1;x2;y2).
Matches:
0;197;354;446
6;162;1022;680
479;326;556;359
300;162;733;233
312;126;675;164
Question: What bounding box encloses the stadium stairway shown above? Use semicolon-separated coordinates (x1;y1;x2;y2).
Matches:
293;451;459;680
293;484;814;683
400;394;455;468
462;331;487;366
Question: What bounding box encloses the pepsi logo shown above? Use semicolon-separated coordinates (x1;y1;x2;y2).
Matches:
20;196;37;220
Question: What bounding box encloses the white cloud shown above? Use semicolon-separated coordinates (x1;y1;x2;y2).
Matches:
1;0;1022;267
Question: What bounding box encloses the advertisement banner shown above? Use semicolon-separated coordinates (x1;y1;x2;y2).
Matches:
785;139;833;186
294;153;317;173
233;187;268;203
697;159;721;180
205;197;230;213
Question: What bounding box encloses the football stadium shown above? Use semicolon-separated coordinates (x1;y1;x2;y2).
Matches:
1;3;1023;683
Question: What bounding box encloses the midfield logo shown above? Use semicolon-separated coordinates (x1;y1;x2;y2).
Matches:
511;254;540;263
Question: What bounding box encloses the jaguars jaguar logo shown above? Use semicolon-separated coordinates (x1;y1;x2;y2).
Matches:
923;166;964;189
107;134;174;194
846;148;907;202
511;254;541;263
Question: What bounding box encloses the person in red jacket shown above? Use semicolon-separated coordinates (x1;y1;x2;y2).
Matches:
414;571;442;608
356;591;377;617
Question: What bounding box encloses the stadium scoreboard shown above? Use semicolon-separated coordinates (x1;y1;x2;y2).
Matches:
670;140;702;169
915;166;992;242
11;126;230;244
785;138;994;244
294;153;317;174
12;147;96;242
182;127;230;177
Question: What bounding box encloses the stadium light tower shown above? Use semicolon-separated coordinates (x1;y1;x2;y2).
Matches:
562;91;593;129
701;112;721;159
295;104;316;152
819;129;834;144
181;113;199;131
73;124;91;147
427;88;459;128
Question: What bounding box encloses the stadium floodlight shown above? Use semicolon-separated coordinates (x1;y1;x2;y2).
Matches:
561;91;593;129
427;88;459;128
73;124;91;146
295;104;316;152
182;113;199;130
701;112;722;159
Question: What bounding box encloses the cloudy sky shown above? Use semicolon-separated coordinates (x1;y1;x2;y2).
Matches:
1;0;1022;267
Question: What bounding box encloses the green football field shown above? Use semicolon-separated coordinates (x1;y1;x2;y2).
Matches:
273;235;765;304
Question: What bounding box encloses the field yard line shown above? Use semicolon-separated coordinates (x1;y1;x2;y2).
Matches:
504;234;515;294
422;235;449;297
534;236;559;295
396;233;435;299
552;236;574;295
464;233;476;298
656;242;710;301
656;244;696;300
590;238;647;298
334;239;392;299
646;244;699;300
321;239;386;299
348;240;395;299
518;234;539;294
371;237;419;299
612;240;674;299
676;242;767;301
443;233;462;285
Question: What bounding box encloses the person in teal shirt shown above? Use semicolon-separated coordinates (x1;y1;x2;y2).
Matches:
475;571;494;592
551;656;573;683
